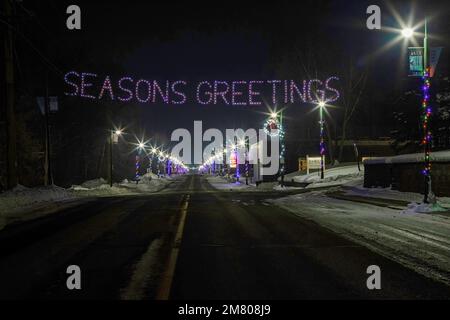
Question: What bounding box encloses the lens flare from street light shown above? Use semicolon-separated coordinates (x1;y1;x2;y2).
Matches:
115;129;123;135
138;142;145;149
359;3;423;64
401;27;414;38
318;101;326;108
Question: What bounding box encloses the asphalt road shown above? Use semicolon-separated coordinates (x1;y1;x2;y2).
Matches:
0;174;449;299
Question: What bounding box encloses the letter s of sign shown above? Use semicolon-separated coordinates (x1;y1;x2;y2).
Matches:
366;5;381;30
66;265;81;290
66;5;81;30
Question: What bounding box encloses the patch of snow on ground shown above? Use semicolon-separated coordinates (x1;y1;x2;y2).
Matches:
267;191;450;286
206;175;256;190
70;173;172;196
402;202;448;214
0;184;77;230
273;185;303;191
0;174;177;230
344;185;450;210
281;165;364;189
364;149;450;165
0;185;74;214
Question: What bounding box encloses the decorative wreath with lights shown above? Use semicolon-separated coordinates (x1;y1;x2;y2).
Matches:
263;117;283;137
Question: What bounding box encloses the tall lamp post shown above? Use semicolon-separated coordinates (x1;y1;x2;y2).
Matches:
318;101;326;179
136;142;146;183
109;129;122;187
402;18;434;203
223;148;227;176
149;147;158;174
277;111;286;186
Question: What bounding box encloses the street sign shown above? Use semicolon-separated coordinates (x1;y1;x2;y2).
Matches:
306;155;324;174
408;47;424;77
408;47;443;77
37;96;58;115
49;96;58;112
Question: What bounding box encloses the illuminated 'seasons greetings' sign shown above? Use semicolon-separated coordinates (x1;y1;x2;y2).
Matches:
64;71;340;106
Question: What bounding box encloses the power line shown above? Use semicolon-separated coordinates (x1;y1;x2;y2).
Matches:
0;15;64;78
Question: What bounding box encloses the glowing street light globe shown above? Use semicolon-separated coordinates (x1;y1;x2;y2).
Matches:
115;129;122;135
138;142;145;149
318;101;326;108
401;28;414;38
270;112;278;118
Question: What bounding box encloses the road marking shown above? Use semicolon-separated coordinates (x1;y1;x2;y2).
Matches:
156;194;190;300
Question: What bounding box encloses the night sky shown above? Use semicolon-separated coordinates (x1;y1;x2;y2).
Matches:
4;0;450;183
53;0;447;129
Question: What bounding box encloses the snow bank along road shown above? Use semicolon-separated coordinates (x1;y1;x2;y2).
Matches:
269;189;450;289
0;175;449;299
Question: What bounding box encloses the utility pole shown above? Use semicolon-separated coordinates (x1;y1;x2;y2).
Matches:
422;17;434;204
43;72;53;185
319;102;325;179
109;131;113;187
4;0;18;189
280;110;285;186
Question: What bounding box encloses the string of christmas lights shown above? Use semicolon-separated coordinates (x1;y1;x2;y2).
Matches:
135;154;140;180
422;67;432;177
263;117;284;137
319;113;325;178
135;79;152;103
263;113;285;174
65;71;341;106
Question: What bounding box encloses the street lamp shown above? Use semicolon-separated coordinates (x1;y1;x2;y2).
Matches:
318;101;326;180
401;27;414;38
109;129;123;187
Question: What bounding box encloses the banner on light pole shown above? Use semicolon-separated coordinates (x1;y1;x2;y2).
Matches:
408;47;424;77
429;47;443;78
36;96;59;115
408;47;442;77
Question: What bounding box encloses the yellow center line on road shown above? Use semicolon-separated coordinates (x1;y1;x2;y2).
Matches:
156;194;190;300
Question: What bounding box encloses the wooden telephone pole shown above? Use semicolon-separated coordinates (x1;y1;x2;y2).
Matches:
3;0;18;189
